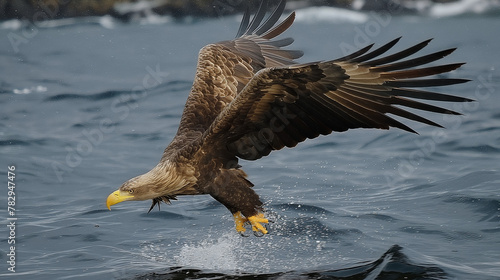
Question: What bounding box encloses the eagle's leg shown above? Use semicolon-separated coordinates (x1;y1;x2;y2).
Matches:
212;169;270;235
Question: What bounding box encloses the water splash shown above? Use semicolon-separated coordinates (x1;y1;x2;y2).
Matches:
175;232;241;271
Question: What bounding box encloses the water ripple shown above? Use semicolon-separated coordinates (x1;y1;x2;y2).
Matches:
276;217;362;239
44;80;191;102
445;195;500;222
274;202;334;215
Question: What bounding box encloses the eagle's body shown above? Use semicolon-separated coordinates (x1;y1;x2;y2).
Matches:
107;0;470;235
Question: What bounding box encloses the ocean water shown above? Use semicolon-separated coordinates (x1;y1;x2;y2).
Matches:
1;4;500;280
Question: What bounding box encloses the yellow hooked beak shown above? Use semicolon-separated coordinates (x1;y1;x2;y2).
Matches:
106;190;134;210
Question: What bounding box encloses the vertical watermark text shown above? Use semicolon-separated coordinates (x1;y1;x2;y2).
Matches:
6;165;17;273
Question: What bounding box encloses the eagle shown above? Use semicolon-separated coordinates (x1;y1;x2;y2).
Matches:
106;0;471;236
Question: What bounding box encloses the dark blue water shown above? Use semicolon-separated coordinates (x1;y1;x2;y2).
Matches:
1;6;499;280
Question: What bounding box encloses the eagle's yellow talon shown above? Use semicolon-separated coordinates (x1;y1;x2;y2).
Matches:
233;212;269;235
248;213;269;235
233;211;248;233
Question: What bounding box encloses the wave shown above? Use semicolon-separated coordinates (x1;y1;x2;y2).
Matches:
140;244;447;280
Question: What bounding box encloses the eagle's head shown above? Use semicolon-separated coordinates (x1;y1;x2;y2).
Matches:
106;172;163;209
106;162;196;212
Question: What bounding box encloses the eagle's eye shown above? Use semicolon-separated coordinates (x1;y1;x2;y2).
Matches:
128;189;134;194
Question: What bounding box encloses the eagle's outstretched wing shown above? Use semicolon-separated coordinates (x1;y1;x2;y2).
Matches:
204;37;472;160
165;0;302;154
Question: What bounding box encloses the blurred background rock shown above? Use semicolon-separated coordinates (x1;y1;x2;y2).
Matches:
0;0;459;22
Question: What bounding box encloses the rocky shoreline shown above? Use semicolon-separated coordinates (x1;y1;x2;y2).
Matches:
0;0;457;22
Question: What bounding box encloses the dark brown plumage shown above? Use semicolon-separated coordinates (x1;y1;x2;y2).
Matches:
106;0;471;235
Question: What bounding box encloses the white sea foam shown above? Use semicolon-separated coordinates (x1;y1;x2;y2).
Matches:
295;6;369;24
0;16;119;30
13;85;47;94
0;19;24;30
428;0;500;17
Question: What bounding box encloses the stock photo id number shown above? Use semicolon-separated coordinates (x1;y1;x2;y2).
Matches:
6;165;17;273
